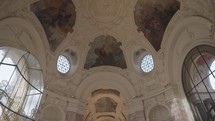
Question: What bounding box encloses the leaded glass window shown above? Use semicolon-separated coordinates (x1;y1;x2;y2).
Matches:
182;45;215;121
0;47;44;121
141;54;154;73
57;55;70;74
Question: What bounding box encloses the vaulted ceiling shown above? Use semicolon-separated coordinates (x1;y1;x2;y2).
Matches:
0;0;214;120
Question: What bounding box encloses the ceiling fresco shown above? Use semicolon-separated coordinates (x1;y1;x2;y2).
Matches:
134;0;180;51
84;35;127;69
31;0;76;51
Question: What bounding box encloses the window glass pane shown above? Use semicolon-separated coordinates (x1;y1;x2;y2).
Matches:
3;49;26;65
209;61;215;90
195;56;208;80
187;88;198;101
0;59;17;95
22;94;42;118
183;64;196;93
190;62;202;86
0;47;44;121
27;86;41;95
0;61;15;82
26;54;41;70
29;69;43;88
17;57;26;72
0;50;5;62
197;82;210;100
141;54;154;73
196;103;207;120
57;55;70;74
0;95;8;105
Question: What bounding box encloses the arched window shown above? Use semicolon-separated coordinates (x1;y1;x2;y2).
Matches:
182;45;215;121
0;47;44;121
149;105;171;121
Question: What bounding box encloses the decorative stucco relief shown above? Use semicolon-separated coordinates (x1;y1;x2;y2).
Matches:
181;0;214;22
80;0;129;29
88;0;120;23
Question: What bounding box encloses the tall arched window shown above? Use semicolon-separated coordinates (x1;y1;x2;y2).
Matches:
182;45;215;121
0;47;44;121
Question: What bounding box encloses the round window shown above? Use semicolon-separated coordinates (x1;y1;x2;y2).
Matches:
141;54;154;73
57;55;70;74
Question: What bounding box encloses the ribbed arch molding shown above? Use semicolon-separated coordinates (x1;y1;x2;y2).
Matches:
75;72;136;102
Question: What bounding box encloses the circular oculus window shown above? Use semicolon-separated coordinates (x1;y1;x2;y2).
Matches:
141;54;154;73
57;55;70;74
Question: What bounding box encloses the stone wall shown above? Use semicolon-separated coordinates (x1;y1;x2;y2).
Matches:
128;110;146;121
66;111;83;121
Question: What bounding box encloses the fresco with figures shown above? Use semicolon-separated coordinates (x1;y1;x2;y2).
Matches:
31;0;76;51
134;0;180;51
84;35;127;69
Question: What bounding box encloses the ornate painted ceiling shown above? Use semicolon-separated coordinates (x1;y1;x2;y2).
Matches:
24;0;214;100
31;0;179;52
0;0;214;120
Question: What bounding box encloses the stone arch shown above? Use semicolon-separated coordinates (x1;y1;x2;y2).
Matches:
0;17;47;76
148;105;171;121
75;72;136;102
